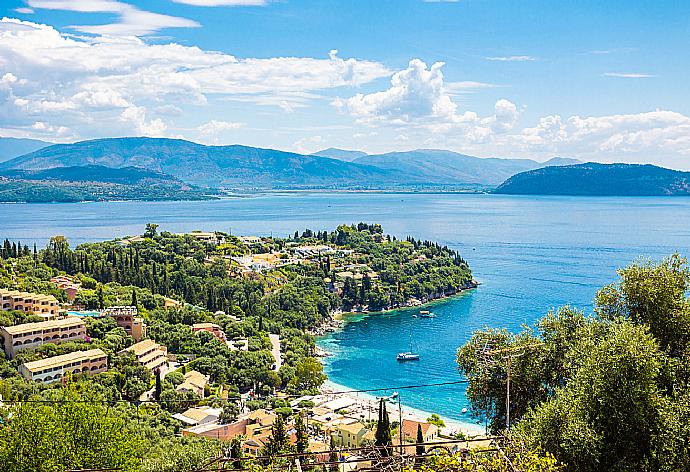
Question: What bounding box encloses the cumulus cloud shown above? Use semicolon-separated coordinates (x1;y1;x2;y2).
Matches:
27;0;200;36
333;59;518;142
334;59;457;124
0;18;389;140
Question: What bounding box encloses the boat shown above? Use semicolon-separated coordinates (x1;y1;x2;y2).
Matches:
397;334;420;361
397;352;420;361
419;310;436;318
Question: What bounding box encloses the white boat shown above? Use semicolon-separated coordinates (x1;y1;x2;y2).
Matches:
396;352;420;361
419;310;436;318
397;334;420;361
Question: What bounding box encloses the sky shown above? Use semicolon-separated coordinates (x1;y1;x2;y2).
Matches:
1;0;689;168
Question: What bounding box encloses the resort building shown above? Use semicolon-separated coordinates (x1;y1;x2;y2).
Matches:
102;306;146;341
0;316;86;358
172;406;221;427
50;276;81;300
1;288;62;318
401;420;440;451
182;408;276;446
333;422;375;448
18;348;107;383
176;370;209;397
179;232;226;245
191;322;226;341
120;339;168;373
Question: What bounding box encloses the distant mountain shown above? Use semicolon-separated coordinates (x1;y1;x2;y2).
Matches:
311;148;369;162
0;165;181;185
494;163;690;196
354;149;579;186
0;137;400;189
0;164;217;203
0;137;51;163
541;157;581;167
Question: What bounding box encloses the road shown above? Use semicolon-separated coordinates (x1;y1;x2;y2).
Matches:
268;333;282;371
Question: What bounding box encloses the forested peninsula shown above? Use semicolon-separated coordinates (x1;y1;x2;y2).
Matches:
0;224;474;471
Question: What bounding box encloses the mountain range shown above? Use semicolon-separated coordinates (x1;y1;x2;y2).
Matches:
494;163;690;196
0;137;51;163
0;137;580;190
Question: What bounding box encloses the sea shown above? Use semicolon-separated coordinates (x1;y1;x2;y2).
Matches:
3;193;690;429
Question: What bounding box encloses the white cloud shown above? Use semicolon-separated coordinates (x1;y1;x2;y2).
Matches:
334;59;518;142
14;8;35;14
171;0;267;5
27;0;199;36
197;119;243;143
292;135;325;154
603;72;655;78
120;106;167;136
485;55;536;62
334;59;457;124
0;18;389;140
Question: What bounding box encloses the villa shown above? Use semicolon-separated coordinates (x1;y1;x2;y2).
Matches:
1;288;62;319
18;348;107;383
0;316;86;358
50;275;81;300
120;339;168;373
176;370;209;397
102;306;146;341
192;322;226;341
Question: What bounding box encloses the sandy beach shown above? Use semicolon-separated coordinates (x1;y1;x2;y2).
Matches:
320;380;485;437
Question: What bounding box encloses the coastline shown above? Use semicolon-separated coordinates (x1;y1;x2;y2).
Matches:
320;380;485;437
331;282;479;322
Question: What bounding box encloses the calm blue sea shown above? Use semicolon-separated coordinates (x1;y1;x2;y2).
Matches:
3;193;690;426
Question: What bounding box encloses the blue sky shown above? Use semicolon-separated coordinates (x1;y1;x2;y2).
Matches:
1;0;689;168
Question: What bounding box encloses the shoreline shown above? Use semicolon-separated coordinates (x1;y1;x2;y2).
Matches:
331;282;479;322
320;380;485;438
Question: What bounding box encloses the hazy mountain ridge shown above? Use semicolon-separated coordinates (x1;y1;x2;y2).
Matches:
494;163;690;196
353;150;580;185
1;136;585;190
0;137;405;188
0;137;51;163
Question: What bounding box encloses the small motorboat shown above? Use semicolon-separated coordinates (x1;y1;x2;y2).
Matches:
419;310;435;318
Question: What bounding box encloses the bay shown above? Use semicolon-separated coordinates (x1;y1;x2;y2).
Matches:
3;193;690;428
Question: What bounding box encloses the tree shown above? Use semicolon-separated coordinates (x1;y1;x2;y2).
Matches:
288;357;327;393
375;399;392;457
0;384;143;472
131;288;138;307
265;412;290;458
295;413;309;455
144;223;159;238
155;369;162;401
415;423;425;464
427;413;445;428
219;403;239;424
595;253;690;355
328;435;339;472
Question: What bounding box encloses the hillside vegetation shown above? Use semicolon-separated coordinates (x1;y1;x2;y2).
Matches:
495;162;690;196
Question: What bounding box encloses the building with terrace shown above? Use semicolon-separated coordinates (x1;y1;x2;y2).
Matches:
120;339;168;373
18;348;107;383
0;316;86;359
1;288;62;319
192;322;226;341
102;305;147;341
50;275;81;300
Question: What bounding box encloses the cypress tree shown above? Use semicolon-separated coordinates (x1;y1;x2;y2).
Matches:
154;370;162;401
328;434;338;472
131;288;138;307
375;399;392;457
415;423;425;462
295;413;308;455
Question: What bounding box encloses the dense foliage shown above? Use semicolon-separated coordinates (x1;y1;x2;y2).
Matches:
457;254;690;471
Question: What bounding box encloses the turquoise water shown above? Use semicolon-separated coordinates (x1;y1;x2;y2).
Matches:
4;193;690;426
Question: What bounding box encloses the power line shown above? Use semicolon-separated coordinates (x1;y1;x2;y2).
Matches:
0;379;470;405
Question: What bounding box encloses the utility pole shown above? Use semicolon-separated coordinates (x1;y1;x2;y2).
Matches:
479;341;543;431
398;396;403;456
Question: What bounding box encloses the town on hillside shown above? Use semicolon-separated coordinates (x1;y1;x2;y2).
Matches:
0;224;479;470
